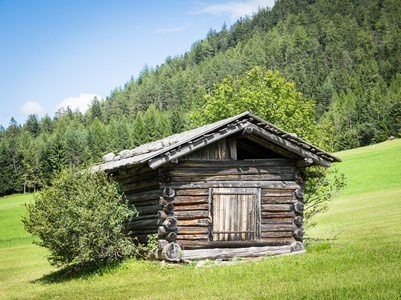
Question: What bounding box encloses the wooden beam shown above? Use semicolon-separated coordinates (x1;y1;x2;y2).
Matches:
181;245;292;260
175;159;296;168
177;239;295;250
247;124;332;167
148;122;248;169
161;181;300;190
162;166;297;176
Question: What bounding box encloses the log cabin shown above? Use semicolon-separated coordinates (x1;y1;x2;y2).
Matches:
93;112;341;261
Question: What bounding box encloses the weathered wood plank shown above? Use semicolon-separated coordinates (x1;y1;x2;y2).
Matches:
171;173;294;182
148;122;248;169
261;204;293;212
261;211;296;218
127;218;159;230
177;239;295;250
161;181;300;190
261;218;294;224
182;139;229;160
162;166;296;176
261;189;295;197
173;203;208;211
130;198;162;207
176;226;209;235
177;218;209;227
261;224;297;232
122;180;159;193
262;232;293;238
125;190;163;204
228;139;237;160
261;197;297;204
182;245;292;260
174;210;209;220
135;204;163;215
111;163;151;180
176;234;209;240
171;195;209;205
176;159;296;168
175;189;209;196
116;170;158;185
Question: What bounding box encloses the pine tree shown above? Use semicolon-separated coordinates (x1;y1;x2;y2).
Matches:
88;117;107;162
143;104;161;141
90;97;103;124
132;112;149;147
170;109;188;134
37;134;53;186
64;122;90;167
24;114;41;138
117;116;131;151
157;112;172;138
0;139;14;195
48;134;69;176
106;117;120;154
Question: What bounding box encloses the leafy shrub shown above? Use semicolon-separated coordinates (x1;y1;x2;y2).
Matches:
22;167;137;269
304;166;347;225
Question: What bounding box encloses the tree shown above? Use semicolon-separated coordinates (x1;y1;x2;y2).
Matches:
170;109;188;134
88;117;107;162
5;118;23;193
22;167;137;269
19;131;41;192
190;66;331;148
117;116;131;151
143;105;162;142
106;117;120;154
48;134;69;176
64;122;90;167
157;112;172;138
190;66;345;224
40;114;53;135
0;139;14;195
24;114;40;138
132;112;149;147
90;97;103;124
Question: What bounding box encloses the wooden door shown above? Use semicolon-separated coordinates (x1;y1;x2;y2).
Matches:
211;187;260;241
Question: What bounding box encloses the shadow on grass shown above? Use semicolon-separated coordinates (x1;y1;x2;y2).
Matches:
304;226;348;253
32;260;127;284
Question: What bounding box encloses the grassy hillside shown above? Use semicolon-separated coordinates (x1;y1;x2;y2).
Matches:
1;139;400;299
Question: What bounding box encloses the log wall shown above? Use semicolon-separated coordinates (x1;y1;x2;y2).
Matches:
158;157;305;251
110;144;306;260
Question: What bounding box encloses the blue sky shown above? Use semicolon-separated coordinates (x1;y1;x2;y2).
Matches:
0;0;275;129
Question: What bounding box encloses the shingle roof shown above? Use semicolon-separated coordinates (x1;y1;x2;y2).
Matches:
94;111;341;172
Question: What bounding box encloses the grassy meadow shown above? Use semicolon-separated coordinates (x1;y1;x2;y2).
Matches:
1;139;400;299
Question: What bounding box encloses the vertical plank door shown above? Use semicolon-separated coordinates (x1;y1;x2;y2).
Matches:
212;187;260;241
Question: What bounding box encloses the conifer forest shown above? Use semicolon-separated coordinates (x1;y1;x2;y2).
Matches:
1;0;400;195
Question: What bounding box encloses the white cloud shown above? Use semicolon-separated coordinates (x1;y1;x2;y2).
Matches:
193;0;275;21
56;93;103;114
19;101;46;116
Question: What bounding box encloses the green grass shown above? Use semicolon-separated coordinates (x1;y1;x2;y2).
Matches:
1;139;401;299
334;139;401;197
0;193;35;248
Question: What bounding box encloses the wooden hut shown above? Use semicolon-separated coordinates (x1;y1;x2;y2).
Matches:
94;112;341;261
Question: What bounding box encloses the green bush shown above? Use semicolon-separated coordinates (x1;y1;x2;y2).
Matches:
22;167;137;269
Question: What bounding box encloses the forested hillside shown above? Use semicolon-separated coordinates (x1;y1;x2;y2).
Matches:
1;0;400;195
